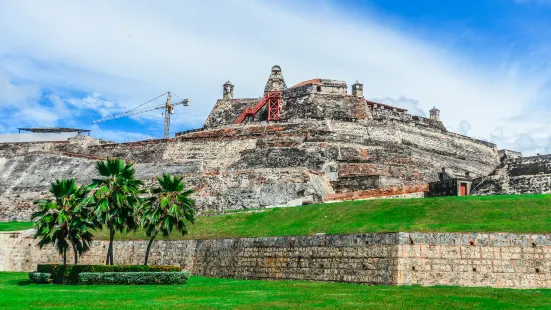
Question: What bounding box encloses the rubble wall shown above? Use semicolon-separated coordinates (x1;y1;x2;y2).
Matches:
0;119;498;221
3;230;551;288
472;155;551;195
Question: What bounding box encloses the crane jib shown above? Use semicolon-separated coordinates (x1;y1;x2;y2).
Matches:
91;93;190;139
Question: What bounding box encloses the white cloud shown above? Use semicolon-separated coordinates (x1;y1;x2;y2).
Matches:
89;124;155;143
0;0;549;153
0;71;41;107
459;120;472;136
372;96;426;117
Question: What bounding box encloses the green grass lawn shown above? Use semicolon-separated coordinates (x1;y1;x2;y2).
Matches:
0;221;33;231
3;194;551;240
1;272;551;309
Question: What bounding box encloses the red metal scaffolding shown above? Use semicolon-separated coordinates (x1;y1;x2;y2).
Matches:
234;91;281;124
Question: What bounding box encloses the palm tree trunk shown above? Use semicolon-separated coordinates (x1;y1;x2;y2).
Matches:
69;235;78;265
105;245;110;265
63;248;67;265
144;235;156;266
109;228;115;265
105;224;113;265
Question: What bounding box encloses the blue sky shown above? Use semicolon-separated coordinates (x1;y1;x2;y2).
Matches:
0;0;550;154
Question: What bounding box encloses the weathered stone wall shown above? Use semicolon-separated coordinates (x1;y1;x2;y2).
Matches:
203;98;261;129
3;230;551;288
1;118;499;221
473;154;551;195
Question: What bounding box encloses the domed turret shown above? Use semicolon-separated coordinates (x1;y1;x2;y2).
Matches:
430;107;440;121
351;81;363;97
264;65;287;93
223;81;234;100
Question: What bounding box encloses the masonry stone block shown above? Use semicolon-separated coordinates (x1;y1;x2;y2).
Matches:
3;231;551;288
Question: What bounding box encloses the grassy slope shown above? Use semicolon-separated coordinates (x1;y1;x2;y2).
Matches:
109;194;551;240
1;272;551;309
3;195;551;240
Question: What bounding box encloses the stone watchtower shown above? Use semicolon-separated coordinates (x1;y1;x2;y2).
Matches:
223;81;234;100
430;107;440;121
264;65;287;94
352;81;364;97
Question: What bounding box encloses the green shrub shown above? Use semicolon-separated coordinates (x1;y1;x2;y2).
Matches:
78;271;190;285
28;272;51;284
36;264;182;284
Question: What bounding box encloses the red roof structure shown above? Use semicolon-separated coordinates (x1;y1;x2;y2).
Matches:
290;79;322;88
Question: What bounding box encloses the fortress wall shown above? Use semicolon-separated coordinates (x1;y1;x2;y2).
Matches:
163;139;257;170
0;141;69;158
205;93;373;129
0;120;499;221
473;155;551;195
3;230;551;289
281;94;371;121
0;154;98;222
186;168;316;211
203;98;260;129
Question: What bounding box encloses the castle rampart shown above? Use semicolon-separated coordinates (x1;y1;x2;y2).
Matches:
0;65;501;221
3;230;551;289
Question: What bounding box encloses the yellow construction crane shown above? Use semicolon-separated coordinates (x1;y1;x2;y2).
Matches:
92;92;190;139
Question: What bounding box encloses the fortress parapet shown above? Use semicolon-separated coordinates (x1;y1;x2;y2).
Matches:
203;65;447;131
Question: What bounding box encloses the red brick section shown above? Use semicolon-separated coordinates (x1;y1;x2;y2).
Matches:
322;184;429;202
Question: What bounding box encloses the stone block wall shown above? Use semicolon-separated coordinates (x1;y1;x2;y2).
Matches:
3;230;551;288
473;154;551;195
1;118;499;221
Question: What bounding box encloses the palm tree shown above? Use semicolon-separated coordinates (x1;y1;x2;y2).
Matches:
32;179;96;265
91;158;143;265
141;173;196;265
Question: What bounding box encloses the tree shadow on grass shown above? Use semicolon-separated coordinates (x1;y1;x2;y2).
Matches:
16;280;32;286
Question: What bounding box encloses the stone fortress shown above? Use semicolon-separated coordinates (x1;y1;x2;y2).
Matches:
4;65;551;289
0;65;549;222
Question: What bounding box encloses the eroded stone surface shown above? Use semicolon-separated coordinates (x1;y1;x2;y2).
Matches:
473;154;551;195
0;118;499;221
0;66;501;221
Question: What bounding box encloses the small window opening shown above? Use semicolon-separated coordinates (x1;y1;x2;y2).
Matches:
469;241;474;246
316;86;322;92
412;266;416;271
536;268;540;273
472;267;477;272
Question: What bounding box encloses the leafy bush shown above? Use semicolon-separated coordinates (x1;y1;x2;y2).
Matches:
37;264;182;284
28;272;51;284
78;271;190;285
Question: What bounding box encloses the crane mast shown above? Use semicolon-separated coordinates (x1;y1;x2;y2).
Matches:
164;92;172;139
92;92;189;139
